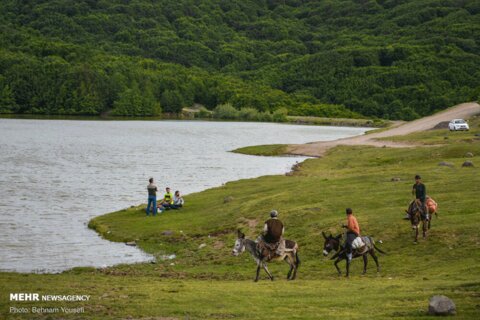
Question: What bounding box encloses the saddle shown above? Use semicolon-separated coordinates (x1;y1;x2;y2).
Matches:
257;239;284;260
353;236;370;255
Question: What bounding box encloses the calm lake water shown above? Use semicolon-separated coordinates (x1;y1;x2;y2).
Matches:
0;119;369;273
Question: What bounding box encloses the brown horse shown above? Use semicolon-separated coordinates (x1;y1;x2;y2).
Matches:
232;230;300;282
406;200;428;243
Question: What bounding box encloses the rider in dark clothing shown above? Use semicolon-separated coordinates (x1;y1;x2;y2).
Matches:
412;175;428;219
260;210;285;256
263;211;284;243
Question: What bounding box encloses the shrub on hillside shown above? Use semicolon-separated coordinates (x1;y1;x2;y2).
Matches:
213;103;239;119
238;107;260;121
272;108;288;122
258;111;274;122
197;106;212;118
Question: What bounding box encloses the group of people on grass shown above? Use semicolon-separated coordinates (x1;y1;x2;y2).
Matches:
146;178;184;216
144;174;433;261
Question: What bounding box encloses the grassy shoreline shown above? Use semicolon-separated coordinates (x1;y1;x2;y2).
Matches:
1;119;479;319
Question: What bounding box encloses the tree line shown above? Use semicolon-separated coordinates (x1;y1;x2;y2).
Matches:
0;0;479;120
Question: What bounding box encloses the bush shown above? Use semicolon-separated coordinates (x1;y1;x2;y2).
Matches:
213;103;239;119
238;107;259;121
197;106;212;118
258;111;273;122
272;107;288;122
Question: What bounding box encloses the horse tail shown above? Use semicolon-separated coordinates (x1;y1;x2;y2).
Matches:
373;243;387;255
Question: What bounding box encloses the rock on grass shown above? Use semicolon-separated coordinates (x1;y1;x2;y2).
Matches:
428;295;456;316
462;160;474;167
438;161;454;167
223;196;234;203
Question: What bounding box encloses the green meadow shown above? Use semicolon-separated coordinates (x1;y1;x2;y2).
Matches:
1;121;479;319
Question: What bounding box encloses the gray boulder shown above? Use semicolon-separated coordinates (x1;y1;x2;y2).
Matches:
223;196;234;203
428;295;456;316
161;230;174;236
465;152;474;158
391;177;401;182
438;161;454;167
462;160;474;167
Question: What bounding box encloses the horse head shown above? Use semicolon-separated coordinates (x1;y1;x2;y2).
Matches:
232;229;246;256
408;201;423;229
322;232;342;256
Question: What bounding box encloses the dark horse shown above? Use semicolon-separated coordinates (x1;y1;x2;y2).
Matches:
232;230;300;282
406;200;428;243
322;232;386;277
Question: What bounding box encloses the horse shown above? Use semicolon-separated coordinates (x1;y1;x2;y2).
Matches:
231;229;300;282
322;232;386;277
406;200;429;243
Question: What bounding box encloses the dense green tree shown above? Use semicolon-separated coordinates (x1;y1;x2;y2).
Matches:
0;84;18;113
0;0;479;120
160;90;184;114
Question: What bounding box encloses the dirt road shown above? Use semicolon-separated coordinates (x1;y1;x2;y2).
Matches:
287;102;480;157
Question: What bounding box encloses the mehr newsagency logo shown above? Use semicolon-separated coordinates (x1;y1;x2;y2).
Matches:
9;293;89;315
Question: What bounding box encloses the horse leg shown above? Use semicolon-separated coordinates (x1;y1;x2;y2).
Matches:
413;225;418;244
362;254;368;275
333;257;342;276
262;263;274;281
290;253;299;280
334;258;342;276
292;251;300;280
284;254;296;281
254;264;261;282
284;256;293;279
345;259;350;277
422;220;427;239
369;250;380;272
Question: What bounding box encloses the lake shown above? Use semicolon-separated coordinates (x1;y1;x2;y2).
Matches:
0;119;369;273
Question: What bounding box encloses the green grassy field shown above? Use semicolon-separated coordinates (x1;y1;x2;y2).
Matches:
1;125;479;319
232;144;289;156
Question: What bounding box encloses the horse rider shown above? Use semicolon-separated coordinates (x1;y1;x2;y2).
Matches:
412;174;428;220
342;208;360;262
258;210;285;258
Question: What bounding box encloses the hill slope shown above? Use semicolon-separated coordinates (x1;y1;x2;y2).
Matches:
1;0;480;118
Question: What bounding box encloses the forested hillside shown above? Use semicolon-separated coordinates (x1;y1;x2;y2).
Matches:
0;0;479;119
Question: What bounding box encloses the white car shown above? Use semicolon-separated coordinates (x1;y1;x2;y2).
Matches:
448;119;469;131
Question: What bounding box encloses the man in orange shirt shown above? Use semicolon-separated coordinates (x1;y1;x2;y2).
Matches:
342;208;360;262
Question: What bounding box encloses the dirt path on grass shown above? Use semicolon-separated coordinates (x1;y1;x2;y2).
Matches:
287;102;480;157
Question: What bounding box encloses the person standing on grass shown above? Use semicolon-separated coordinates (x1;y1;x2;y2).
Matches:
342;208;360;262
146;178;158;216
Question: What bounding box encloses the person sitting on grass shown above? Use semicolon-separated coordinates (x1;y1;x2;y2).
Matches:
158;187;174;212
170;191;184;209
